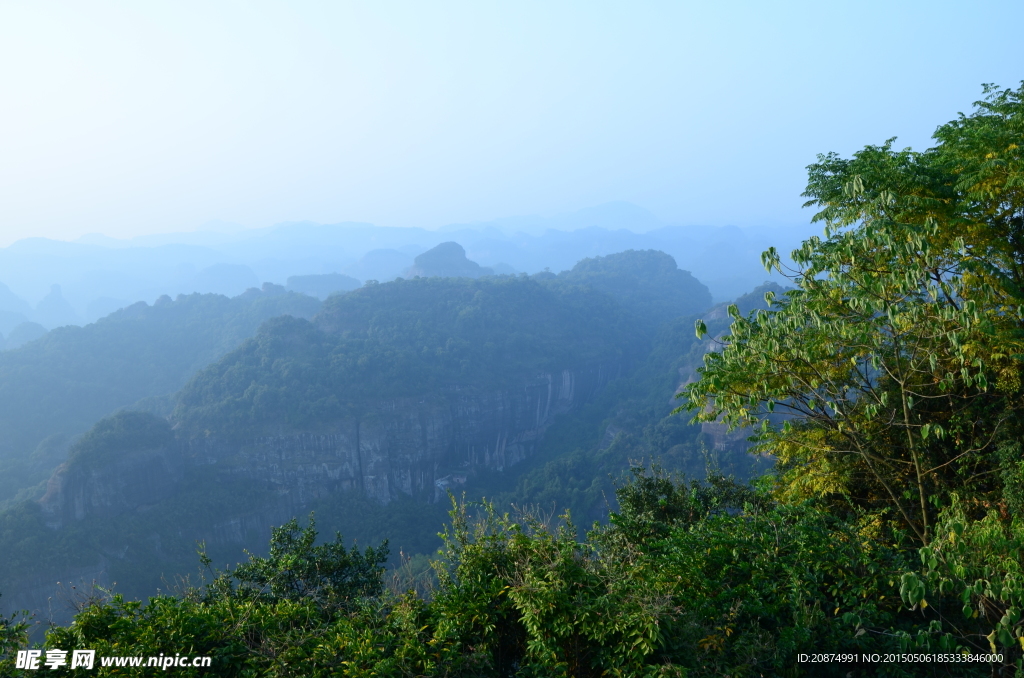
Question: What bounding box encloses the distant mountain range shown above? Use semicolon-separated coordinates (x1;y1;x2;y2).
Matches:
0;203;811;332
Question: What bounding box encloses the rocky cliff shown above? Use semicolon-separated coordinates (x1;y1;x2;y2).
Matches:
183;364;616;507
38;445;185;530
39;364;615;528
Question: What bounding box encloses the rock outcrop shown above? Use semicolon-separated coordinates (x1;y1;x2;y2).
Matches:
189;365;612;506
38;364;614;533
404;242;493;279
38;446;186;530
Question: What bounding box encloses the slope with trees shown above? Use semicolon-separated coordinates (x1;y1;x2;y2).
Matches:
174;249;710;440
0;286;321;508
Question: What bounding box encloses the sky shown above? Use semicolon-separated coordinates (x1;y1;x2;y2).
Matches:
0;0;1021;245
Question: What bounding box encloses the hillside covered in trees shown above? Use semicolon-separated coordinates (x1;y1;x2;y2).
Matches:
4;84;1024;676
0;286;321;510
173;248;710;439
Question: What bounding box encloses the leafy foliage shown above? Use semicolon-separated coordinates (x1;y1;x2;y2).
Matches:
608;465;761;544
685;83;1024;544
0;598;28;670
2;471;976;678
203;515;388;610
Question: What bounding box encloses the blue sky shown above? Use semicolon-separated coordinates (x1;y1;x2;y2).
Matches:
0;1;1021;244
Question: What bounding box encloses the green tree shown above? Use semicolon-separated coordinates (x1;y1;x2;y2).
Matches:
0;599;29;675
204;514;389;611
684;83;1024;544
430;497;670;677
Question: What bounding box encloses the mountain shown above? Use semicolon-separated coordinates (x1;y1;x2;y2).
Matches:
344;248;415;282
0;204;809;324
0;312;29;337
34;284;80;329
404;242;493;278
0;272;643;617
0;251;770;628
0;282;32;317
186;263;260;297
285;273;362;299
175;274;638;441
554;249;711;328
0;285;321;508
3;322;48;351
473;280;785;527
0;282;33;335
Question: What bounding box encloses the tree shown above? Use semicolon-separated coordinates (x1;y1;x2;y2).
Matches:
0;598;28;674
683;83;1024;544
204;514;389;612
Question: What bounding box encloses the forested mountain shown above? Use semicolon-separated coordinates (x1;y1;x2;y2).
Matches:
0;248;727;628
552;248;712;328
177;276;633;439
173;249;708;439
0;286;321;508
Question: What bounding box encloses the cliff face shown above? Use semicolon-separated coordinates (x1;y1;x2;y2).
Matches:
196;365;611;506
38;447;186;530
37;364;617;529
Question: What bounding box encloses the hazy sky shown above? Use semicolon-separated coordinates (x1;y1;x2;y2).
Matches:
0;1;1021;245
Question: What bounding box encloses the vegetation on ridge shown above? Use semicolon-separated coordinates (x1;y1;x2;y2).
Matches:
175;275;640;438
